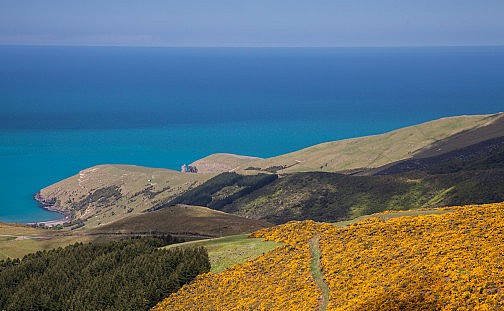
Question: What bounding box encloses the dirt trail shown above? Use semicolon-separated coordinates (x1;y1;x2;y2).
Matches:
309;235;330;311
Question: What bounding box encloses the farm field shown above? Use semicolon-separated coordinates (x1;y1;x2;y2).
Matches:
0;223;93;260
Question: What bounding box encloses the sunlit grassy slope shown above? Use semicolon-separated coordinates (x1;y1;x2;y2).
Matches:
38;164;215;230
0;236;95;260
189;153;261;173
164;234;280;273
0;223;51;236
239;113;502;173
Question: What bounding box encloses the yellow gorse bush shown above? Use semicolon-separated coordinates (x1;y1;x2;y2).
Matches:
152;221;321;311
320;202;504;310
250;220;332;243
153;203;504;310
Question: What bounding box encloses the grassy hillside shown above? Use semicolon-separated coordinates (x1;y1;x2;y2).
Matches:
154;202;504;310
35;113;503;232
164;234;280;273
1;207;270;261
375;136;504;175
168;131;504;224
38;164;214;230
239;113;502;173
228;169;504;223
90;204;272;238
0;223;52;236
189;153;261;173
166;167;504;224
163;172;278;211
408;111;504;160
0;235;95;261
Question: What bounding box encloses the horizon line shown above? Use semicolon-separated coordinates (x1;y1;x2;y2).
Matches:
1;43;504;49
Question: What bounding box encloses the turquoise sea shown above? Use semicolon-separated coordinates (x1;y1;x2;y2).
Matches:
0;46;503;223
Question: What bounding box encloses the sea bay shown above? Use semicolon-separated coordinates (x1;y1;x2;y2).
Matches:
0;46;503;223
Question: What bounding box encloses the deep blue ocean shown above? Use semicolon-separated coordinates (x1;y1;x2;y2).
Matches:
0;46;503;223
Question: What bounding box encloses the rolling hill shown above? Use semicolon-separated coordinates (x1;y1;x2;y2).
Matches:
191;113;503;174
167;124;504;224
37;165;215;230
89;204;272;237
8;112;504;310
374;135;504;175
35;112;504;230
189;153;261;174
171;168;504;224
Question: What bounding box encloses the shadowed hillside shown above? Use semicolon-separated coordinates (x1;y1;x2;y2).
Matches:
169;130;504;224
207;169;504;224
374;136;504;175
160;172;278;211
90;204;272;237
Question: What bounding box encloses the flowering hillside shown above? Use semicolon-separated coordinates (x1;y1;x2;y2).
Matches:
153;202;504;311
152;239;319;310
320;203;504;310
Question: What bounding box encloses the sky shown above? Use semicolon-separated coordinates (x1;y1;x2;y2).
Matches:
1;0;504;47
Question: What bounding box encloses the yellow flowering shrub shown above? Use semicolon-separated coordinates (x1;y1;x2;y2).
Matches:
320;202;504;310
153;203;504;311
250;220;331;244
152;221;322;311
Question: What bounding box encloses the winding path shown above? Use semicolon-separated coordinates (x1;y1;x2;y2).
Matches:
309;235;330;311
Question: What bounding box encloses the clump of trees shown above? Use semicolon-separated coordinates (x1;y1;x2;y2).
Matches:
0;237;210;311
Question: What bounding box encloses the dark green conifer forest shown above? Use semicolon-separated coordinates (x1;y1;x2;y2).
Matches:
0;237;210;311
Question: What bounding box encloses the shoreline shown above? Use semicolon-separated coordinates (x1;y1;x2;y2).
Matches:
31;193;72;227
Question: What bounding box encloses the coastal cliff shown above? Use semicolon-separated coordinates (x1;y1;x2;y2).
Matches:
33;192;72;225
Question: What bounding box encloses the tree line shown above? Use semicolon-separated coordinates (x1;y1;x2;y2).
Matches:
0;236;210;311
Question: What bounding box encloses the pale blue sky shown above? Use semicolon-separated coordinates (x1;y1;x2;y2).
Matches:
1;0;503;47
